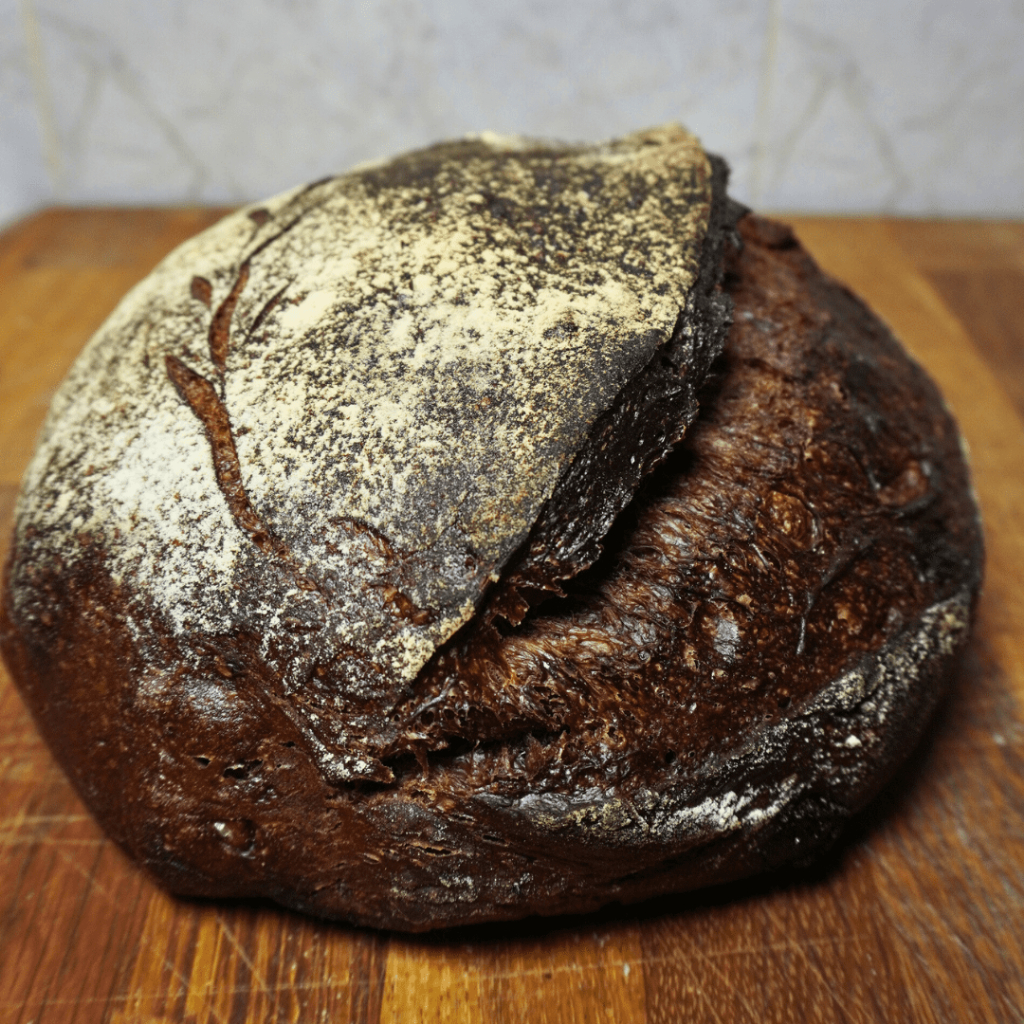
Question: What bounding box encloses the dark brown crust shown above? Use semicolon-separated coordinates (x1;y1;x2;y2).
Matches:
488;157;738;618
392;216;982;779
0;214;982;932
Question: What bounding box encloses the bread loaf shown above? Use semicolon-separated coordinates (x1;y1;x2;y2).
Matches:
0;127;982;931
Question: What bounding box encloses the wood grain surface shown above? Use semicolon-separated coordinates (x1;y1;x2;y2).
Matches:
1;209;1022;1024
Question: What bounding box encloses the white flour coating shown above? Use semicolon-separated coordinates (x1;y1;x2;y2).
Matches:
12;124;712;691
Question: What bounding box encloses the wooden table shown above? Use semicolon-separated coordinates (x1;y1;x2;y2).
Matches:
1;210;1022;1024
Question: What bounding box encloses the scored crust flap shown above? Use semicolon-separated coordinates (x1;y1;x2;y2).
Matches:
5;125;734;784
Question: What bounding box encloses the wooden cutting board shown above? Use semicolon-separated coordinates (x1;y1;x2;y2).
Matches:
1;210;1022;1024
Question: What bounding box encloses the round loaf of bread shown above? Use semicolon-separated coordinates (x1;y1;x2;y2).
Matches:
0;127;982;931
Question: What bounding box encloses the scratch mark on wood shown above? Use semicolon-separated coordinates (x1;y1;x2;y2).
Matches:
0;731;38;751
787;935;857;1023
3;975;390;1008
687;962;729;1024
0;814;90;825
217;914;270;995
681;936;760;1021
0;837;105;846
54;848;117;906
37;843;110;1012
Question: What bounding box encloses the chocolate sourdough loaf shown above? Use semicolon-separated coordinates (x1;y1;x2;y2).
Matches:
0;127;982;931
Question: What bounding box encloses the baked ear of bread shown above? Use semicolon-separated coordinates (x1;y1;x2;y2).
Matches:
0;129;982;931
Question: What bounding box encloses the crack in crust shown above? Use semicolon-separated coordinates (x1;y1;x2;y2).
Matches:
166;203;336;573
208;262;250;375
164;354;285;559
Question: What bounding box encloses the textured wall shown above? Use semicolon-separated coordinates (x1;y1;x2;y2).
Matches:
2;0;1023;227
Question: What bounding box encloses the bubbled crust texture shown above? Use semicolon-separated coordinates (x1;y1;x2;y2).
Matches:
0;216;981;932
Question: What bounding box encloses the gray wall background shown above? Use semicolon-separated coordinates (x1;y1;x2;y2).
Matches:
2;0;1022;228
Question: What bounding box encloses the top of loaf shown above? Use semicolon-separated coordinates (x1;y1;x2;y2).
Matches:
11;125;716;772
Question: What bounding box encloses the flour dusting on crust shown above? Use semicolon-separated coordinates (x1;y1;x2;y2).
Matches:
11;124;713;699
